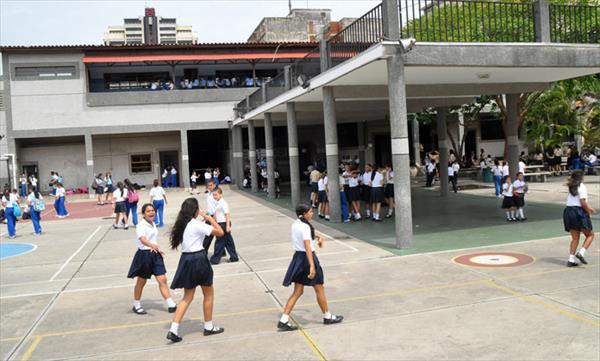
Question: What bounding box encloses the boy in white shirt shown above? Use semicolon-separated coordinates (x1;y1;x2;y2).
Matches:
209;188;239;264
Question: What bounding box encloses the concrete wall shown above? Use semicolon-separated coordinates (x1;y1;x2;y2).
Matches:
0;77;8;187
19;142;86;191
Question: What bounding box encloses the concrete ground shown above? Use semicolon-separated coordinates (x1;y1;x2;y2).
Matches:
1;185;599;360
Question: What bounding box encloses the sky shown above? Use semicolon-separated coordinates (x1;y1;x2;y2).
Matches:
0;0;380;45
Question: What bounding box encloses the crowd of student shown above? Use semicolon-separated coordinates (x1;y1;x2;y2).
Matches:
145;76;275;91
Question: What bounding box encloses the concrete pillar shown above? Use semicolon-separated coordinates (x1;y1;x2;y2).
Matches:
534;0;551;42
286;103;301;207
322;87;341;223
264;113;276;199
319;39;330;72
232;125;243;187
506;94;520;179
84;134;95;195
411;115;420;165
387;53;413;249
437;108;449;197
247;119;258;193
357;121;366;168
180;130;190;189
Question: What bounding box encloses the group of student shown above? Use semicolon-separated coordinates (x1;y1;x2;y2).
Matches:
162;166;179;188
309;163;395;222
423;153;461;192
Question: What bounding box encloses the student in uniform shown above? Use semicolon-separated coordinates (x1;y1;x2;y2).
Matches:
19;174;28;198
27;186;44;235
317;171;330;221
384;164;394;218
342;164;352;197
563;170;596;267
54;183;69;218
452;160;460;190
204;168;212;193
501;176;517;222
361;164;373;218
209;188;239;264
128;203;178;315
2;189;20;239
309;168;321;208
124;179;139;227
94;173;106;205
167;197;225;342
338;174;350;223
212;168;220;187
277;204;343;331
425;160;436;187
149;179;168;227
203;179;219;250
104;172;114;204
190;171;198;195
29;174;39;193
171;166;178;188
448;163;457;193
512;172;528;221
112;182;129;230
347;167;362;221
163;168;170;188
369;165;385;222
501;161;510;183
492;160;503;198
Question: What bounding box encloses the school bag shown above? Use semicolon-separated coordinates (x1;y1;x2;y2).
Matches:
12;205;22;218
127;190;139;203
34;199;46;212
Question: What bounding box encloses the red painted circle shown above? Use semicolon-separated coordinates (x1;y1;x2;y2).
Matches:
452;252;534;268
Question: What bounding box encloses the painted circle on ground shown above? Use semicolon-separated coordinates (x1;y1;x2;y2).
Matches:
452;252;534;268
0;243;37;260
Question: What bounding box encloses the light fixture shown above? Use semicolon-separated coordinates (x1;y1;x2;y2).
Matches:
297;74;310;89
398;38;416;53
477;73;491;79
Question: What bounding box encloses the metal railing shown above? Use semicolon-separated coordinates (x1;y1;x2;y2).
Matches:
290;46;321;88
550;4;600;43
401;0;536;42
264;71;287;103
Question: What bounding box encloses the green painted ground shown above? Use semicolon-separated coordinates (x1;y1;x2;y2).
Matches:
237;184;600;255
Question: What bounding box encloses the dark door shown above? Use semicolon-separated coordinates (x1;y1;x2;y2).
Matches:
159;151;179;186
374;134;391;167
465;130;477;162
22;164;38;178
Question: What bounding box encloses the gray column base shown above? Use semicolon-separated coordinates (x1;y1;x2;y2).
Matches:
393;153;413;248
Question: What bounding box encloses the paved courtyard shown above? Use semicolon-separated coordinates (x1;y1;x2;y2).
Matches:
1;184;599;360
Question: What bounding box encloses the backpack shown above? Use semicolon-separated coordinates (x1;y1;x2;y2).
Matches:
12;205;22;218
127;190;139;203
34;199;46;212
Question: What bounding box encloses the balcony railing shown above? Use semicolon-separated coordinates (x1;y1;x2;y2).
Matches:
550;4;600;43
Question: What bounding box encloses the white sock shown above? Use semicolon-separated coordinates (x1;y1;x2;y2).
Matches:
280;314;289;323
133;300;141;309
510;211;515;219
204;320;214;330
166;298;176;308
325;215;330;220
366;210;371;216
518;209;525;218
568;254;577;263
169;322;179;335
579;248;586;256
323;312;332;319
505;211;511;219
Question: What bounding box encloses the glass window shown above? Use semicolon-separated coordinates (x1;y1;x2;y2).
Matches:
130;154;152;173
14;65;76;79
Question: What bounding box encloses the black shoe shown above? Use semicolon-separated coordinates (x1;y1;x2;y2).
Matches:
323;315;344;325
203;326;224;336
520;217;527;222
166;331;182;343
567;261;579;267
277;321;298;331
229;258;239;263
132;306;147;315
168;306;177;313
575;253;588;265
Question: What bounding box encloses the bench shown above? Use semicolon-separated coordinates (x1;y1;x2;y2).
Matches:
524;171;552;182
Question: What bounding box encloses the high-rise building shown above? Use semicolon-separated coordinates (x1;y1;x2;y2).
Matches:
103;8;198;45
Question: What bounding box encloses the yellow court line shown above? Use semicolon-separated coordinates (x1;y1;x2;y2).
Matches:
0;266;582;344
291;318;328;361
20;336;42;361
484;280;600;328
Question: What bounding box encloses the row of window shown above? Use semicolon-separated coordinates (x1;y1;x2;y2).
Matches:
13;65;77;80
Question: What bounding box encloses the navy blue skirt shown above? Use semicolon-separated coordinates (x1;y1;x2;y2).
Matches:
283;251;324;287
348;186;361;202
370;187;385;203
513;194;525;207
563;206;593;232
127;249;166;279
170;250;213;289
501;196;515;209
362;185;372;202
318;190;328;203
384;184;394;198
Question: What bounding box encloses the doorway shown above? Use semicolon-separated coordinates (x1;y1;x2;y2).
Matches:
374;134;391;167
159;151;179;186
22;163;39;178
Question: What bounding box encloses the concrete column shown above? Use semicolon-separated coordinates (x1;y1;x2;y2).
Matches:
506;94;520;178
264;113;276;199
180;130;190;189
534;0;551;42
437;108;449;197
286;103;301;207
411;115;420;165
319;39;330;72
247;119;258;193
232;125;244;187
84;134;95;196
322;87;341;222
382;0;401;39
387;52;413;249
357;121;366;168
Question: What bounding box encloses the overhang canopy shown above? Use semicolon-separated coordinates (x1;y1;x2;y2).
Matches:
82;52;318;64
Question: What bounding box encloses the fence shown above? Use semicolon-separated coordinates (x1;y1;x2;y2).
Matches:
550;4;600;43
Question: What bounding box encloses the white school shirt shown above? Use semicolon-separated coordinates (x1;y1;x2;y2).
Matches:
213;170;218;178
2;193;18;208
204;171;211;180
149;186;166;201
361;172;372;186
113;188;128;202
190;174;198;183
512;179;526;195
452;163;460;174
205;191;218;215
426;163;436;173
338;175;345;191
502;183;513;197
291;219;315;252
386;170;394;185
135;220;158;250
342;171;351;185
171;168;177;175
27;192;43;206
348;175;359;187
589;154;597;164
518;161;526;174
214;198;230;223
20;176;26;185
501;165;510;177
566;183;589;207
181;218;213;252
448;166;455;177
492;165;503;177
30;177;38;187
55;187;66;198
317;177;327;192
371;172;384;188
162;170;168;178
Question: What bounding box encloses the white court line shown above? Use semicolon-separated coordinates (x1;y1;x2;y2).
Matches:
48;226;102;281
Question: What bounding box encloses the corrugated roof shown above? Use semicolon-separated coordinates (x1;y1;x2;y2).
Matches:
0;42;318;52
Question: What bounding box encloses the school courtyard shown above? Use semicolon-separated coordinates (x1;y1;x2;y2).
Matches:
1;180;599;360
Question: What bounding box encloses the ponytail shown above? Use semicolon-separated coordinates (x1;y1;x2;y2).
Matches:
170;198;199;250
295;203;315;240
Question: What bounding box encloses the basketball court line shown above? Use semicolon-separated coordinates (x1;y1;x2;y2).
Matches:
0;244;38;261
48;226;102;281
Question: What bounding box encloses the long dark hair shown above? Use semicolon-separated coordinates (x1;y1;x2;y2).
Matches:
117;181;124;194
124;178;135;193
28;186;40;199
567;169;584;196
170;198;199;250
295;203;315;240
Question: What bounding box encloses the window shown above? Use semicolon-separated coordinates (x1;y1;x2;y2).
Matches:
480;113;505;140
103;71;170;90
130;154;152;173
13;64;77;80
